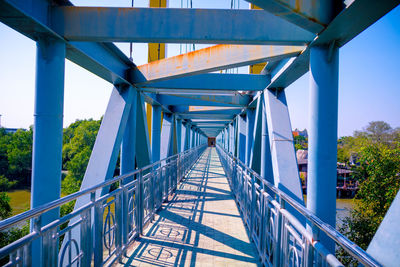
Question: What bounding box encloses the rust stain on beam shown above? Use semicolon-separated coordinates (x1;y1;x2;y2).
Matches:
135;44;305;83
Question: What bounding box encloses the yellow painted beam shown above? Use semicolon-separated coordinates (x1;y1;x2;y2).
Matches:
249;4;266;74
147;0;167;136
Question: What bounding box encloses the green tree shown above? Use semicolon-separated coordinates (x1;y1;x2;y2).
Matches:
0;175;17;191
338;141;400;264
0;128;11;176
6;129;32;185
0;192;12;219
61;119;100;195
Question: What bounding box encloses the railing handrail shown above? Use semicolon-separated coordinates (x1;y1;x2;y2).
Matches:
216;144;381;267
0;144;206;232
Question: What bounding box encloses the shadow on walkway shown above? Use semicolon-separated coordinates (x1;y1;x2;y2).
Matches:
120;148;260;267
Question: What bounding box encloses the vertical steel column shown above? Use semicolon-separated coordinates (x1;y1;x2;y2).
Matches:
260;95;274;183
31;38;65;265
184;122;190;150
121;90;138;177
151;105;162;162
245;108;255;167
237;114;246;163
308;44;339;252
191;127;195;148
120;90;137;246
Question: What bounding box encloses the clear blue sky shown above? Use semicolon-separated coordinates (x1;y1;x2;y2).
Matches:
0;1;399;137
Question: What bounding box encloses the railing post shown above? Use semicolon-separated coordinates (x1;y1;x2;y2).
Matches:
274;199;285;267
137;170;144;235
165;163;170;199
94;201;104;266
250;174;256;235
42;228;57;266
80;209;92;267
259;189;266;265
115;190;123;262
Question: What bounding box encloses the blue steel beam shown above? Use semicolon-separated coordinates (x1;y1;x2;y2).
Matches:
151;105;162;162
260;93;274;185
138;74;269;92
136;93;152;167
245;108;256;167
157;94;251;107
307;45;339;253
249;97;262;174
237;114;247;163
263;89;303;201
244;0;336;33
30;37;65;265
178;108;242;115
120;90;138;245
53;7;314;45
132;44;304;83
176;118;182;153
192;121;230;125
160;113;173;159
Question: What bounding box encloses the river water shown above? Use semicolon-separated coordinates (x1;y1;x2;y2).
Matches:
336;198;356;227
304;196;356;228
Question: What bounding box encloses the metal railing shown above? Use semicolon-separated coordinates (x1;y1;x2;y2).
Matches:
216;144;381;267
0;144;207;267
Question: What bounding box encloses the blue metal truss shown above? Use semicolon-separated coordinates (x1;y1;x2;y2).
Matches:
1;0;400;265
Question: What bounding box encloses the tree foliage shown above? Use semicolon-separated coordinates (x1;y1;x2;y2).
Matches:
294;135;308;150
0;192;12;219
61;119;100;195
337;122;400;264
0;128;32;187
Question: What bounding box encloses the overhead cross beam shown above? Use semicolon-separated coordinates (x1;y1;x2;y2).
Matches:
157;94;251;107
132;44;305;83
54;7;315;45
137;73;269;92
244;0;336;33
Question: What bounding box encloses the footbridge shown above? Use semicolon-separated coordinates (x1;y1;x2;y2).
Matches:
1;0;400;266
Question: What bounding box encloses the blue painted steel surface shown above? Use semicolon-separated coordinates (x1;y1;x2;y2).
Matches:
151;105;162;162
245;108;255;167
263;89;304;202
244;0;332;33
237;115;247;163
136;93;152;167
160;113;173;159
249;98;262;174
260;93;274;184
121;90;138;178
120;90;138;246
138;73;269;91
54;7;314;44
307;45;339;252
157;94;250;107
31;37;65;265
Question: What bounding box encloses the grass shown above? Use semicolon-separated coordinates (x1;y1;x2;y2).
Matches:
7;189;31;216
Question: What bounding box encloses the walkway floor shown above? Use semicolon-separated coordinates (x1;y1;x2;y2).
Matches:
119;148;260;267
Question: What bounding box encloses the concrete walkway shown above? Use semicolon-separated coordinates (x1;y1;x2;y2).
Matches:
119;148;260;267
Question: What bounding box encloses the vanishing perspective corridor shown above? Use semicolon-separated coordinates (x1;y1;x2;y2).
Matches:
120;148;260;266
